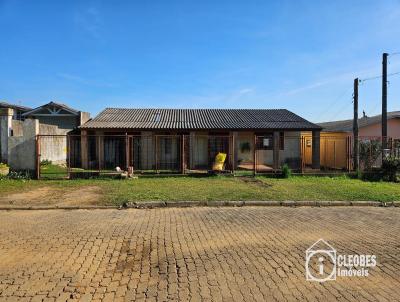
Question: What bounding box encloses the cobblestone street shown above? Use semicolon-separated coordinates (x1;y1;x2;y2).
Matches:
0;207;399;301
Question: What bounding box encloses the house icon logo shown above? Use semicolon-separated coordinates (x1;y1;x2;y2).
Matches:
306;239;337;282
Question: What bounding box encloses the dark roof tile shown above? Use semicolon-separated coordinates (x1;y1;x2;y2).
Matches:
81;108;321;130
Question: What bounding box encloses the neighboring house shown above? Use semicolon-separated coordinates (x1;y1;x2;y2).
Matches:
22;101;90;134
302;111;400;170
78;108;322;172
0;101;90;171
0;101;31;121
318;111;400;139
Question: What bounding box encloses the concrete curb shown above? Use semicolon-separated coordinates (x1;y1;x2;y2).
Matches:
0;200;398;210
0;205;116;210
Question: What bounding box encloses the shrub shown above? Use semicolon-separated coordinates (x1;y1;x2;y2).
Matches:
40;159;52;166
359;140;381;170
382;156;400;182
7;170;32;180
281;164;292;178
0;162;9;169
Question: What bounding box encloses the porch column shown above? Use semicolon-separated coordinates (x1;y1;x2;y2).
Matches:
189;131;196;170
312;130;321;169
141;131;153;170
229;131;238;170
81;129;88;169
181;134;186;174
97;131;104;171
0;108;13;163
273;131;280;170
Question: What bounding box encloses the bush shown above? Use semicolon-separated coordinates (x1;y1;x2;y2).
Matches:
7;170;32;180
360;169;384;182
281;164;292;178
382;156;400;182
359;140;381;170
0;162;9;169
40;159;52;166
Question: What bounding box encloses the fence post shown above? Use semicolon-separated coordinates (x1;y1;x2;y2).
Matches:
181;134;185;174
67;135;71;179
231;134;235;174
81;130;88;170
312;130;321;170
273;132;280;171
125;133;129;174
155;135;159;173
253;135;257;176
97;135;101;174
333;141;336;170
35;135;40;180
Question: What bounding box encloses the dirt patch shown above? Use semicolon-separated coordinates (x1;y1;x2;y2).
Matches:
57;186;103;206
0;186;103;206
236;176;272;188
0;187;56;205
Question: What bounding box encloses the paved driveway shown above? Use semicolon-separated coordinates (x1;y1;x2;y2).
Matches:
0;207;399;302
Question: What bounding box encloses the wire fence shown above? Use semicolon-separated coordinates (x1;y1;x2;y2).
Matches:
36;133;400;179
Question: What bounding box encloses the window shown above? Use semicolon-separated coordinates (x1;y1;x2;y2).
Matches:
257;132;284;150
263;137;272;148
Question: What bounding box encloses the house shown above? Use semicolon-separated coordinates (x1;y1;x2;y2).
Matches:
22;101;90;134
78;108;322;173
302;111;400;170
318;111;400;139
0;101;31;121
0;101;89;171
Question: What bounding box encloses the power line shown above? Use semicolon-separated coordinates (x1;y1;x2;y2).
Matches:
316;87;353;121
359;71;400;83
330;98;353;120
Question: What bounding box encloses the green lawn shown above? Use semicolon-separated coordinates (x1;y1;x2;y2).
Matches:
1;175;400;205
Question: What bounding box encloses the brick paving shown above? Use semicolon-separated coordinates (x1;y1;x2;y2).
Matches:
0;207;399;302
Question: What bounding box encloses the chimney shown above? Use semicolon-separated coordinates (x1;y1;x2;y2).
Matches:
362;110;366;118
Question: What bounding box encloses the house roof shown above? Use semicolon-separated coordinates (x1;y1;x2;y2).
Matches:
22;101;80;116
0;101;32;112
318;111;400;132
80;108;322;130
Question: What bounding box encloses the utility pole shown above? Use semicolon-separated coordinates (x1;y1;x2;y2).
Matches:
353;78;359;171
382;52;388;148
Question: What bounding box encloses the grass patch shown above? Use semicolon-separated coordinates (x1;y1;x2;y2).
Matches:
40;164;68;179
2;175;400;205
256;176;400;202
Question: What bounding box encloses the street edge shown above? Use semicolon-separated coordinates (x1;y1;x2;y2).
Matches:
0;200;399;210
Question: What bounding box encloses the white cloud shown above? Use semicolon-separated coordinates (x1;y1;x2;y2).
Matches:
57;73;115;88
74;6;103;41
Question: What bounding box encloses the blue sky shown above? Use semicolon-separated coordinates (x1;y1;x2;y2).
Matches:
1;0;400;122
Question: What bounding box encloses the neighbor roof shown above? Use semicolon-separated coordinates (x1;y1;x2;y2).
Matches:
22;101;80;116
81;108;321;130
0;101;32;112
319;111;400;132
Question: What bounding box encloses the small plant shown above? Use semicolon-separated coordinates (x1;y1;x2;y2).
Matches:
40;159;52;166
355;169;362;180
281;164;292;178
